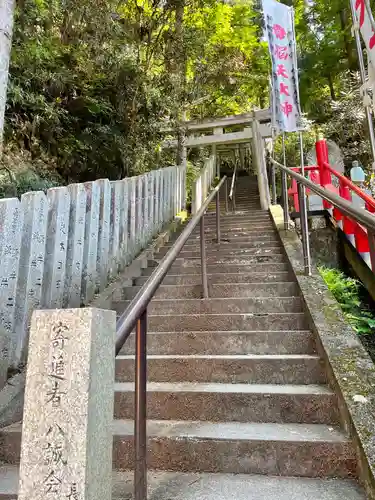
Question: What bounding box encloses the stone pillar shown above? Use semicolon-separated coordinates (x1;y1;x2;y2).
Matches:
143;172;149;246
0;198;23;381
64;184;86;308
81;182;100;305
136;176;144;252
119;179;129;269
154;170;160;232
42;187;70;309
251;120;270;210
148;171;155;238
15;192;48;365
109;181;122;278
18;307;115;500
96;179;111;292
159;169;164;229
128;177;137;259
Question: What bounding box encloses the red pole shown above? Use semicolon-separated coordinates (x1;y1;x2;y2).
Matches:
315;136;332;209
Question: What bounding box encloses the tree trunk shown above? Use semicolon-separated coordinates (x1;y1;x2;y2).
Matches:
0;0;15;152
327;73;336;100
339;7;357;71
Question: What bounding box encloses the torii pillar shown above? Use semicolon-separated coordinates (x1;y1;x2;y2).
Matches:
251;118;270;210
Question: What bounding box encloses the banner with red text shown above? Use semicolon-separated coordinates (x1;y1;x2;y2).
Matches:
352;0;375;72
262;0;303;133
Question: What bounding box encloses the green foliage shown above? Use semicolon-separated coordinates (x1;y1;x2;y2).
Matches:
319;267;375;335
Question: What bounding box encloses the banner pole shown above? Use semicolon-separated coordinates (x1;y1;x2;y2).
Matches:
298;132;312;276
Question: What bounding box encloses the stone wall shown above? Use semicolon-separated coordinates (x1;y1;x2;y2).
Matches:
0;165;186;382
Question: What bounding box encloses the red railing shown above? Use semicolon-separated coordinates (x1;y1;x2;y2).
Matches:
288;138;375;271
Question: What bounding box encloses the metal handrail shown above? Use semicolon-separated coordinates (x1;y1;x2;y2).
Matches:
115;175;227;500
270;158;375;231
229;164;237;200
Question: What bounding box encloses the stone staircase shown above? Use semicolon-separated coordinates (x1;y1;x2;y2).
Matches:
0;177;367;498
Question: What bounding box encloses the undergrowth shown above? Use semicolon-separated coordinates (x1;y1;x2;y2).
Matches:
319;267;375;335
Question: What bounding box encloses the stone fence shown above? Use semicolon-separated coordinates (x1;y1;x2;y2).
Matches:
0;165;186;384
191;155;216;214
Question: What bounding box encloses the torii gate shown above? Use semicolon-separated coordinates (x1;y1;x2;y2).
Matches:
163;108;272;210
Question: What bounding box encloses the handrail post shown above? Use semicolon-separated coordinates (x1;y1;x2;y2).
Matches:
200;213;209;298
297;182;312;276
281;134;289;229
216;190;221;244
224;178;229;213
298;132;312;276
134;309;147;500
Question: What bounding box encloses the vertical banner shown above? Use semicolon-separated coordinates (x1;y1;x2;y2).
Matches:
352;0;375;71
262;0;303;132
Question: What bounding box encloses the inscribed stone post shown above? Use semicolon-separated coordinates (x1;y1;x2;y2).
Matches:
64;184;86;308
0;198;23;382
82;182;100;305
128;177;137;259
14;192;48;366
136;176;144;252
176;166;181;214
96;179;111;292
143;172;149;246
149;171;155;237
158;169;164;230
18;308;115;500
42;187;70;310
165;167;171;221
182;163;187;210
119;179;129;268
154;170;160;234
109;181;122;278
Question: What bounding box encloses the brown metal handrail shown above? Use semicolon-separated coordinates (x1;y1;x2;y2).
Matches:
229;163;237;212
115;175;227;500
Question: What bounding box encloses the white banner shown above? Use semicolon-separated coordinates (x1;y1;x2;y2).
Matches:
352;0;375;71
262;0;303;133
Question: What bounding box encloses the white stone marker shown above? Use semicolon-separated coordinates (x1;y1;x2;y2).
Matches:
64;184;86;308
158;169;164;230
128;177;137;259
14;191;48;366
0;198;23;383
143;172;149;246
109;180;122;277
42;187;70;310
18;307;115;500
96;179;111;292
149;171;155;238
136;176;144;252
82;182;100;304
119;179;129;268
154;170;160;234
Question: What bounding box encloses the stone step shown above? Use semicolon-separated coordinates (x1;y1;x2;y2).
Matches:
157;246;284;260
115;297;303;315
192;223;275;233
120;330;315;356
166;237;281;249
115;354;325;384
0;467;363;500
146;262;290;275
114;382;338;424
123;282;299;300
112;420;356;478
163;254;289;267
146;313;308;332
138;272;292;285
